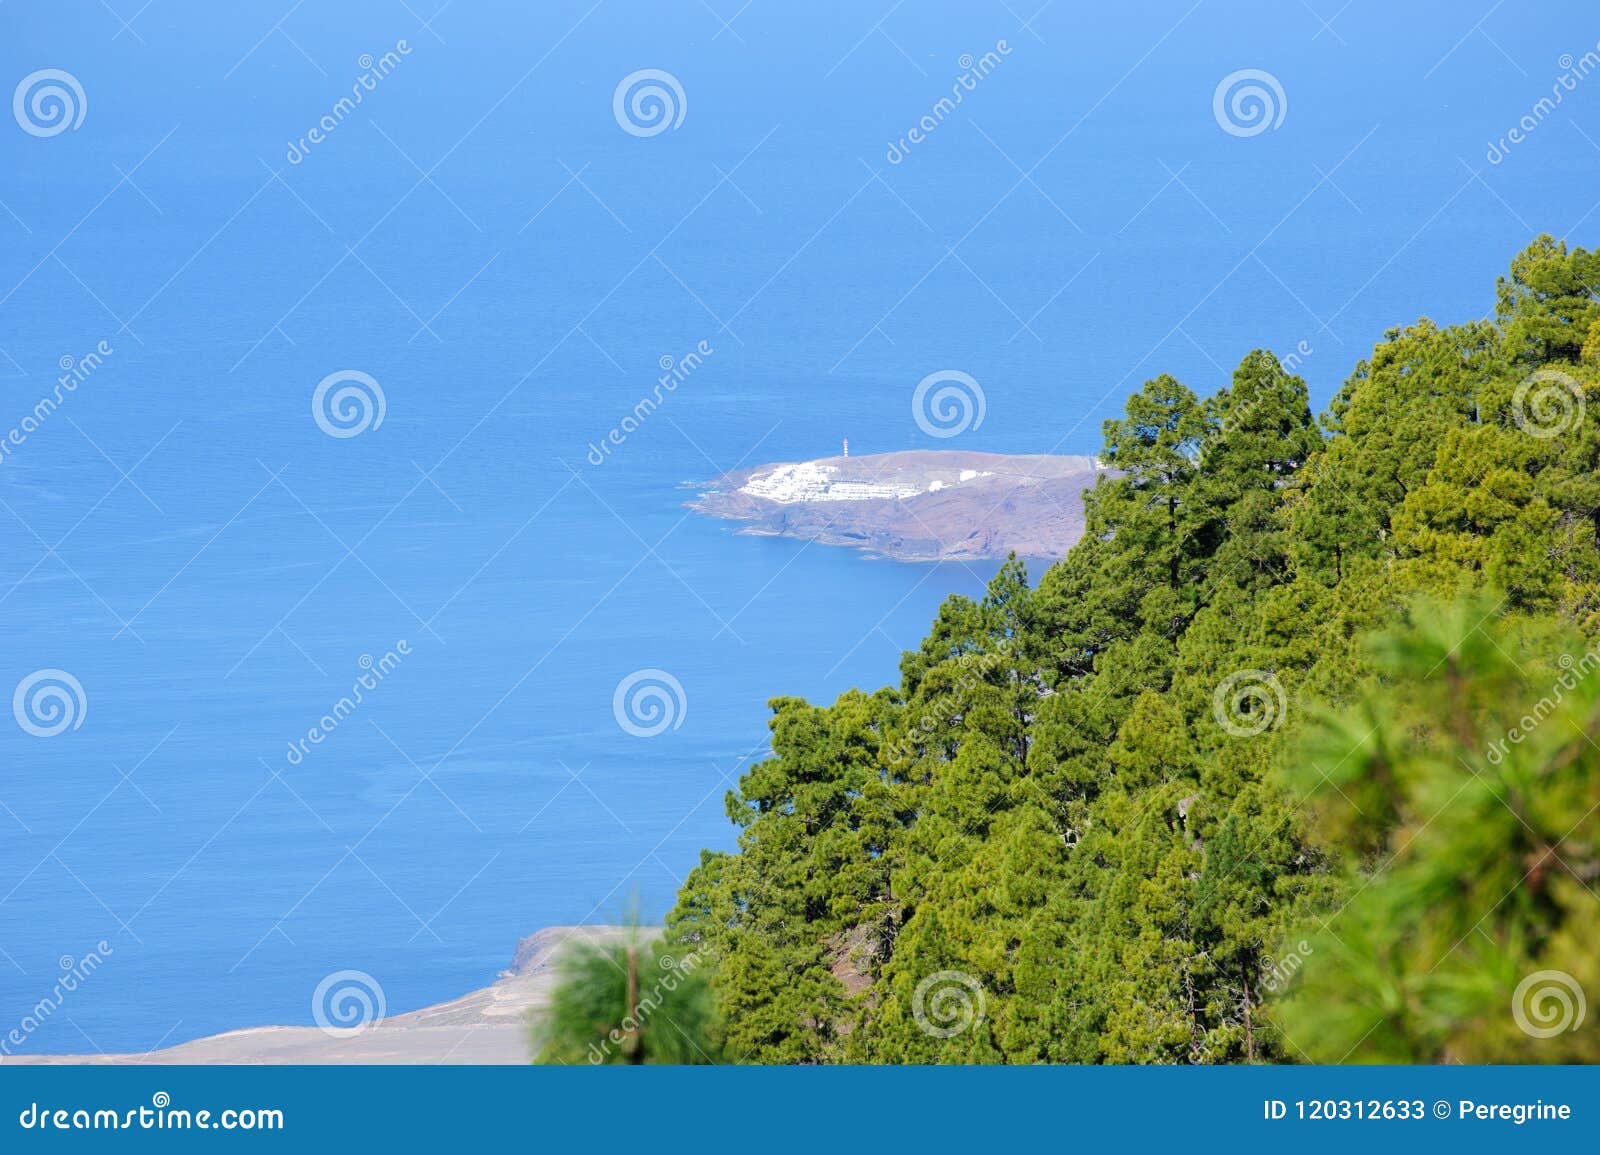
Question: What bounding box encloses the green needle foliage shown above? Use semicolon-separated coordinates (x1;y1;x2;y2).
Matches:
533;933;722;1065
663;235;1600;1063
1277;601;1600;1063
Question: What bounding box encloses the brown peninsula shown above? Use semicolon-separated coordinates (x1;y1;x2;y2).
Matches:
689;449;1104;562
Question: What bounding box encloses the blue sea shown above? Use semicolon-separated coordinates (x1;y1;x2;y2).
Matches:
1;0;1595;1054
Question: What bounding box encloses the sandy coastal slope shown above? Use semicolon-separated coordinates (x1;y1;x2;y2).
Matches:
8;926;645;1066
688;450;1104;562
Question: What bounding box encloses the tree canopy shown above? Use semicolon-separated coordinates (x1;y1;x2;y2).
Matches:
661;235;1600;1063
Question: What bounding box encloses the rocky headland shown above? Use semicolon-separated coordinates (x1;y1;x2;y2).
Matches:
688;449;1104;562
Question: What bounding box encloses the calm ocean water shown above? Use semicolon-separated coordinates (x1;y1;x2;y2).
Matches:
1;1;1594;1052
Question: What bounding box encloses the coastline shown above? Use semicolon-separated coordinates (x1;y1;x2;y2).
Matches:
5;926;646;1066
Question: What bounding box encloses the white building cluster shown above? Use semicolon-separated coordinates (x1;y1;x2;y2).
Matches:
740;461;994;504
